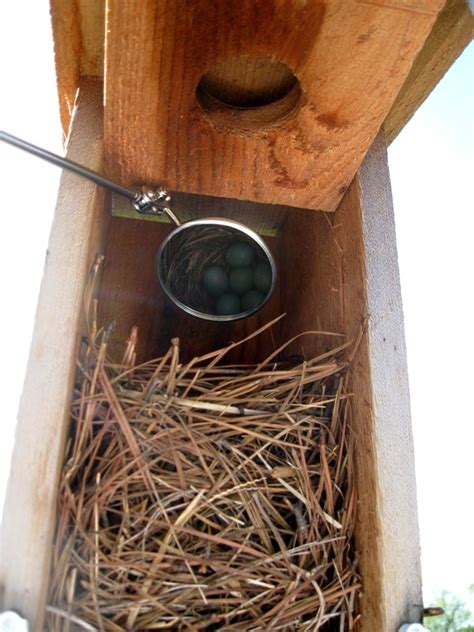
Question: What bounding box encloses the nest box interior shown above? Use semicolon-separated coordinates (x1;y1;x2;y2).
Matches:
3;0;474;629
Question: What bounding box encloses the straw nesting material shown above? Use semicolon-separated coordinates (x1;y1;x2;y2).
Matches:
47;304;360;630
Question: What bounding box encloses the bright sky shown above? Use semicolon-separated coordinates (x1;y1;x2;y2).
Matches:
0;0;473;618
0;1;62;527
388;41;474;610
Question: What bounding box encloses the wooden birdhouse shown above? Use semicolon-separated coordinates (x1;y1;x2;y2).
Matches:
1;1;472;630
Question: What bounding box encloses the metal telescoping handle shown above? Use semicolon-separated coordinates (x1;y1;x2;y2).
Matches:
0;130;180;224
0;131;136;199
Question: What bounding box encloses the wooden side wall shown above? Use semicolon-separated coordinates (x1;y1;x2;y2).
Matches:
281;132;422;630
97;218;281;364
357;133;422;630
0;80;108;631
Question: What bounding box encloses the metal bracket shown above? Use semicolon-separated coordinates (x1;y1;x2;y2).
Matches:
133;188;171;215
0;131;183;225
132;188;181;226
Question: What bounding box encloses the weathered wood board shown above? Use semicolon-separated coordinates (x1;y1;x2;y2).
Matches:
281;133;422;631
50;0;474;210
50;2;472;184
50;0;105;139
103;0;444;211
0;81;108;631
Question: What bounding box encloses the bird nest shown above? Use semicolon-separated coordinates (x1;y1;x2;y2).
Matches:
47;263;360;631
157;223;271;317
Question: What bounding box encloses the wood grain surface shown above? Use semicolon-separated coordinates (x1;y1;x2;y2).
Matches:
98;216;281;364
78;0;105;77
356;132;422;632
280;132;421;630
49;0;470;162
50;0;105;139
50;0;82;139
0;81;108;631
103;0;443;211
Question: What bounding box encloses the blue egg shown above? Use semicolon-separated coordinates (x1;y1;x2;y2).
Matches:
229;267;254;295
241;289;265;312
226;242;256;267
253;262;272;294
202;265;228;297
216;293;241;316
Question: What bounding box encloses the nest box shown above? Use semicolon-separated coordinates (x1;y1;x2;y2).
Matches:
1;1;472;630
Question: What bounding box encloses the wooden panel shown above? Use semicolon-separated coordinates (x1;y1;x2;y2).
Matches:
50;0;82;139
385;0;474;142
98;216;281;364
280;132;422;630
355;132;422;631
78;0;105;77
50;0;105;139
111;190;291;237
104;0;443;211
0;81;108;631
49;1;470;155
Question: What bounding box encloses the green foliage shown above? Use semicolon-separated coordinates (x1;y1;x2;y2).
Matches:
424;590;474;632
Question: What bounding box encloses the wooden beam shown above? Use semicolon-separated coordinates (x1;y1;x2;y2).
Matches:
104;0;443;211
0;80;107;631
280;132;422;630
111;190;291;237
352;133;422;630
49;1;470;161
49;0;105;139
50;0;82;139
385;0;474;142
78;0;105;77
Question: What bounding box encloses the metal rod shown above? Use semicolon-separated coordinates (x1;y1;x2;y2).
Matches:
163;206;181;226
0;130;137;200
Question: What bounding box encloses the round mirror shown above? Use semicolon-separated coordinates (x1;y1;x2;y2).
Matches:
156;218;276;321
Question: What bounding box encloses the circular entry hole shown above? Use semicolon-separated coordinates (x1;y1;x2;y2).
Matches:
196;56;302;132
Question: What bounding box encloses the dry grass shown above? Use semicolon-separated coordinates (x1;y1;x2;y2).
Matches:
47;259;360;631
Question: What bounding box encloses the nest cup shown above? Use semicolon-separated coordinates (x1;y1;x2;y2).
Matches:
156;218;276;321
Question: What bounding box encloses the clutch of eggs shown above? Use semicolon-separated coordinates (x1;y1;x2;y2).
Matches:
201;241;272;315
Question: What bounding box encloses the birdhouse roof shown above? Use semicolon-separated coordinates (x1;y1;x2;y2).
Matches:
50;0;473;211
